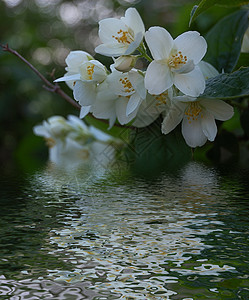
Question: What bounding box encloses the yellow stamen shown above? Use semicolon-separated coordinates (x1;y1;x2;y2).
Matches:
185;102;203;123
112;29;134;44
87;65;95;80
154;91;168;106
119;77;135;93
168;51;187;69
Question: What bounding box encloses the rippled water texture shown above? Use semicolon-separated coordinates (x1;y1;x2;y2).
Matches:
0;161;249;299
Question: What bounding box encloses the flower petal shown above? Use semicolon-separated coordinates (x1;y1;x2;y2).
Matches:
79;106;91;118
124;32;143;55
54;74;81;83
161;103;185;135
201;99;234;121
33;124;50;138
198;61;219;80
182;116;207;147
145;61;173;95
65;51;93;72
98;18;127;44
122;7;145;35
73;81;97;106
116;98;137;124
95;43;128;57
173;67;205;97
201;111;217;141
133;95;162;128
145;26;173;60
126;93;142;116
174;31;207;64
129;70;146;99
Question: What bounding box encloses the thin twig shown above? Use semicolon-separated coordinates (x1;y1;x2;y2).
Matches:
0;43;134;129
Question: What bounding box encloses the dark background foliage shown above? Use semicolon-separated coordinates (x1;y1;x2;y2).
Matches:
0;0;239;171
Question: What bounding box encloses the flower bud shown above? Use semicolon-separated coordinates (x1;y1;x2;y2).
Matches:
114;55;137;72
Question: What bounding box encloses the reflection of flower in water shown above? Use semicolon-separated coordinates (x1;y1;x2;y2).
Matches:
47;181;232;299
13;161;239;299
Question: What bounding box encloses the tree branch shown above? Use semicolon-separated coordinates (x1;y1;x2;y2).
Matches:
0;43;134;129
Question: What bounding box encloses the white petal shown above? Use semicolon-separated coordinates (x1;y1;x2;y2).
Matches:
126;93;142;116
161;103;185;135
132;95;162;128
95;43;127;57
65;51;93;72
174;31;207;64
173;67;205;97
129;70;146;99
54;74;81;82
98;18;127;44
33;124;50;138
172;59;195;74
198;61;219;80
92;98;116;120
182;116;207;147
67;114;88;130
145;26;173;60
80;106;91;118
123;8;145;35
124;32;143;55
145;61;173;95
73;81;97;106
116;98;137;124
200;99;234;121
241;27;249;53
173;95;197;103
201;111;217;141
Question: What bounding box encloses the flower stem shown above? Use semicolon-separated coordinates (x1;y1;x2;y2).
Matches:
0;43;135;130
138;43;152;62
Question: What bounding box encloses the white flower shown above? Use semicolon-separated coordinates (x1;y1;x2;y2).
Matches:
161;96;234;148
33;115;116;164
144;27;207;97
92;68;146;128
133;88;173;128
198;61;219;80
95;7;145;57
62;51;94;89
241;27;249;53
55;60;108;118
33;116;71;141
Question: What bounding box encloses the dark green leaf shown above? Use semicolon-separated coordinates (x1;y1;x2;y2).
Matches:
202;67;249;99
204;9;249;73
125;119;192;175
235;52;249;69
189;0;249;25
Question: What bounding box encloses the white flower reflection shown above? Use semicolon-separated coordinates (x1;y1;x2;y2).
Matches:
29;162;237;298
1;162;241;299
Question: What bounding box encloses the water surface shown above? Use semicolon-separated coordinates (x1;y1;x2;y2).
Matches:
0;161;249;299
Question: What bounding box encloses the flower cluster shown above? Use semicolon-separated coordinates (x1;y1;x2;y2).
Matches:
33;115;117;164
55;7;234;148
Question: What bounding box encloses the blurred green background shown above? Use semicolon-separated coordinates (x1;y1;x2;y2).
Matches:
0;0;235;171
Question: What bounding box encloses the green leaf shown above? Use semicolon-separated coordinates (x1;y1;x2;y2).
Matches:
202;67;249;99
125;119;192;175
204;9;249;73
235;52;249;69
189;0;249;25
